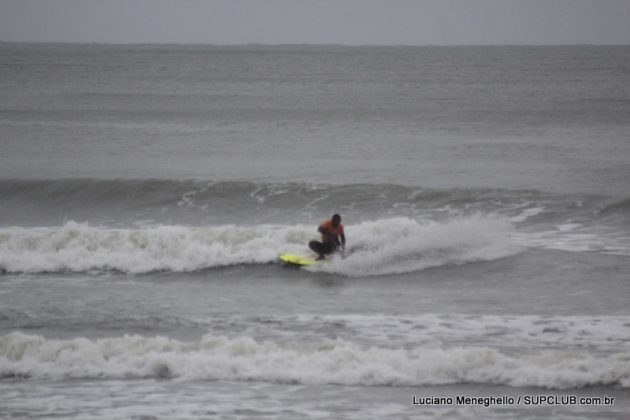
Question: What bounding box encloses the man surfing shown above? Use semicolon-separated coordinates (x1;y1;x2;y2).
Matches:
309;214;346;260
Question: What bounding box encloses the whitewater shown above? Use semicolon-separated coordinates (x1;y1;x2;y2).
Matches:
0;216;519;275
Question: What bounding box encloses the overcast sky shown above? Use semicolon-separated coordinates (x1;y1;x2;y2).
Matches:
1;0;629;45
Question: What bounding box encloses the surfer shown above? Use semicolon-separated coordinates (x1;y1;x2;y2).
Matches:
309;214;345;260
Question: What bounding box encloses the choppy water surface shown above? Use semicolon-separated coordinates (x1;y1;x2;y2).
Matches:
1;43;629;419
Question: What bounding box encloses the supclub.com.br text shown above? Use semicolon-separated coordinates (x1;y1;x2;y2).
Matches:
412;395;615;407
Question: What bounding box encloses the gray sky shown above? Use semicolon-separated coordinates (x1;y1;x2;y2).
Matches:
1;0;629;45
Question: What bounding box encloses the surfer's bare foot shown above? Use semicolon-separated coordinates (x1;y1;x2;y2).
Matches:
316;255;325;261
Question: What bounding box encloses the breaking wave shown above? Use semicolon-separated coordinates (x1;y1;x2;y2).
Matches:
0;216;518;276
1;332;628;388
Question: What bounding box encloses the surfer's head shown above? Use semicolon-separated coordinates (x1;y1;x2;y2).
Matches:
332;214;341;226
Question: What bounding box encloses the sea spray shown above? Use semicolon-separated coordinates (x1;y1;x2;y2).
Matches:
317;216;519;276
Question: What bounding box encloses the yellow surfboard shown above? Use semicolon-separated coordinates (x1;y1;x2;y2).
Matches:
278;253;324;266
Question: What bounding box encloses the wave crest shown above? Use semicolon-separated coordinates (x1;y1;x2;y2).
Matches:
1;332;628;388
0;217;518;275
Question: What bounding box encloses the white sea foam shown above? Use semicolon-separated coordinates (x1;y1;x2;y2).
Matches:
0;217;519;275
0;221;307;274
1;332;628;388
510;207;545;223
316;216;519;276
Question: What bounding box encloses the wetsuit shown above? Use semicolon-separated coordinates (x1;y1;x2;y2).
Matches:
309;219;345;257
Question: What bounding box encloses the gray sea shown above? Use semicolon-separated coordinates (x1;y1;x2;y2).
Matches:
1;43;629;419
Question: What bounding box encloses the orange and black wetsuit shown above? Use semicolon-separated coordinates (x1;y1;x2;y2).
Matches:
309;219;345;258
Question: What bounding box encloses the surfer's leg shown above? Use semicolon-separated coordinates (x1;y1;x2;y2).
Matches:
309;241;325;259
310;241;334;260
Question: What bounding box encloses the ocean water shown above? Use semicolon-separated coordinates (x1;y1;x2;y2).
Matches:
1;43;629;419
